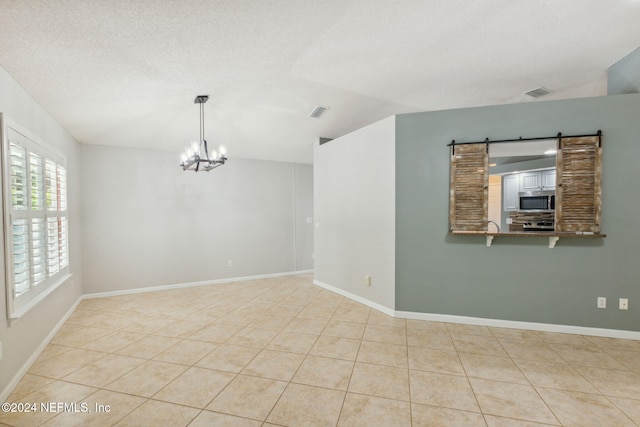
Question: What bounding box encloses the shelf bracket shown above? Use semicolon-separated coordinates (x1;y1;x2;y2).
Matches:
549;236;560;248
486;235;494;247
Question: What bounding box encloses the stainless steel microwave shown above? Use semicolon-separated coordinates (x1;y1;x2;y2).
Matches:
518;190;555;211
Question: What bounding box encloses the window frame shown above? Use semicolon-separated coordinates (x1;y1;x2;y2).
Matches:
1;114;71;321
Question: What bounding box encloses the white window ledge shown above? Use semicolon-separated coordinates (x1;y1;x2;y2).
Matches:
8;273;74;324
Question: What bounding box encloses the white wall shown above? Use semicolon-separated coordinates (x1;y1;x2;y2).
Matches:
81;144;313;294
0;66;83;397
314;116;395;309
294;164;314;271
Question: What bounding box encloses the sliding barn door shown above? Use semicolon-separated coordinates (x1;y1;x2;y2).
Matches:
555;135;602;233
449;143;488;232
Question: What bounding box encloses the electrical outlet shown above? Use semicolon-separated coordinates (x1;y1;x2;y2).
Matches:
597;297;606;309
619;298;629;310
364;275;371;287
227;260;233;267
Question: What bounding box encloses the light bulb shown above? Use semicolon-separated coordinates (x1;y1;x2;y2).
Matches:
211;150;218;160
180;153;187;164
219;145;227;156
187;148;194;158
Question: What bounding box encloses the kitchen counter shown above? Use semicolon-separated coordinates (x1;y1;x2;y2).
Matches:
450;230;606;248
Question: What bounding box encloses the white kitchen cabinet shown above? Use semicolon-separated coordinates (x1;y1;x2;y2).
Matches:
519;169;556;191
520;171;542;191
503;173;519;211
541;168;556;190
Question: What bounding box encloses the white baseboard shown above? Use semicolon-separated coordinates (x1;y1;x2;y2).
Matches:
313;279;395;317
84;269;314;299
313;279;640;340
395;311;640;340
4;269;637;404
0;296;83;403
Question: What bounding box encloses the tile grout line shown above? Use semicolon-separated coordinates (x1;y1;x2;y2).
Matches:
493;330;563;426
6;275;640;426
258;290;344;425
448;328;487;425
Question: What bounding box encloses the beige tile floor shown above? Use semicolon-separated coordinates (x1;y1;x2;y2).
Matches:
2;274;639;426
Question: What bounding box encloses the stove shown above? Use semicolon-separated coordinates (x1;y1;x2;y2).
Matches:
523;219;554;231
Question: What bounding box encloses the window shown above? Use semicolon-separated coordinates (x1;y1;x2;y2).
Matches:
449;133;603;236
2;116;69;319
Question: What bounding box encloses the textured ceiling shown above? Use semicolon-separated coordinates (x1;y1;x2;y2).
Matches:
1;0;639;163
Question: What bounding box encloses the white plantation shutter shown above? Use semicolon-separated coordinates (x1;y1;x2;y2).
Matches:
57;165;67;211
9;142;30;295
30;152;44;209
10;143;27;210
29;152;47;285
31;218;47;284
59;216;69;268
57;165;69;269
2;117;70;319
46;217;61;276
12;219;30;296
46;159;58;211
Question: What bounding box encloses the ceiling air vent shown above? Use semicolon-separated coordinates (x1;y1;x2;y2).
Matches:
525;87;552;98
309;105;329;118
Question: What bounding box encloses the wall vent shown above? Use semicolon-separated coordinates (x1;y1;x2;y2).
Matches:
309;105;329;118
525;87;552;98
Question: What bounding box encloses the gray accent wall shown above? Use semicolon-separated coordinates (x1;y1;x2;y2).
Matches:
396;93;640;331
608;47;640;95
0;66;83;396
81;145;313;294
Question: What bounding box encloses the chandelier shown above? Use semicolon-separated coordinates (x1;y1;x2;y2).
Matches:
179;95;228;172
